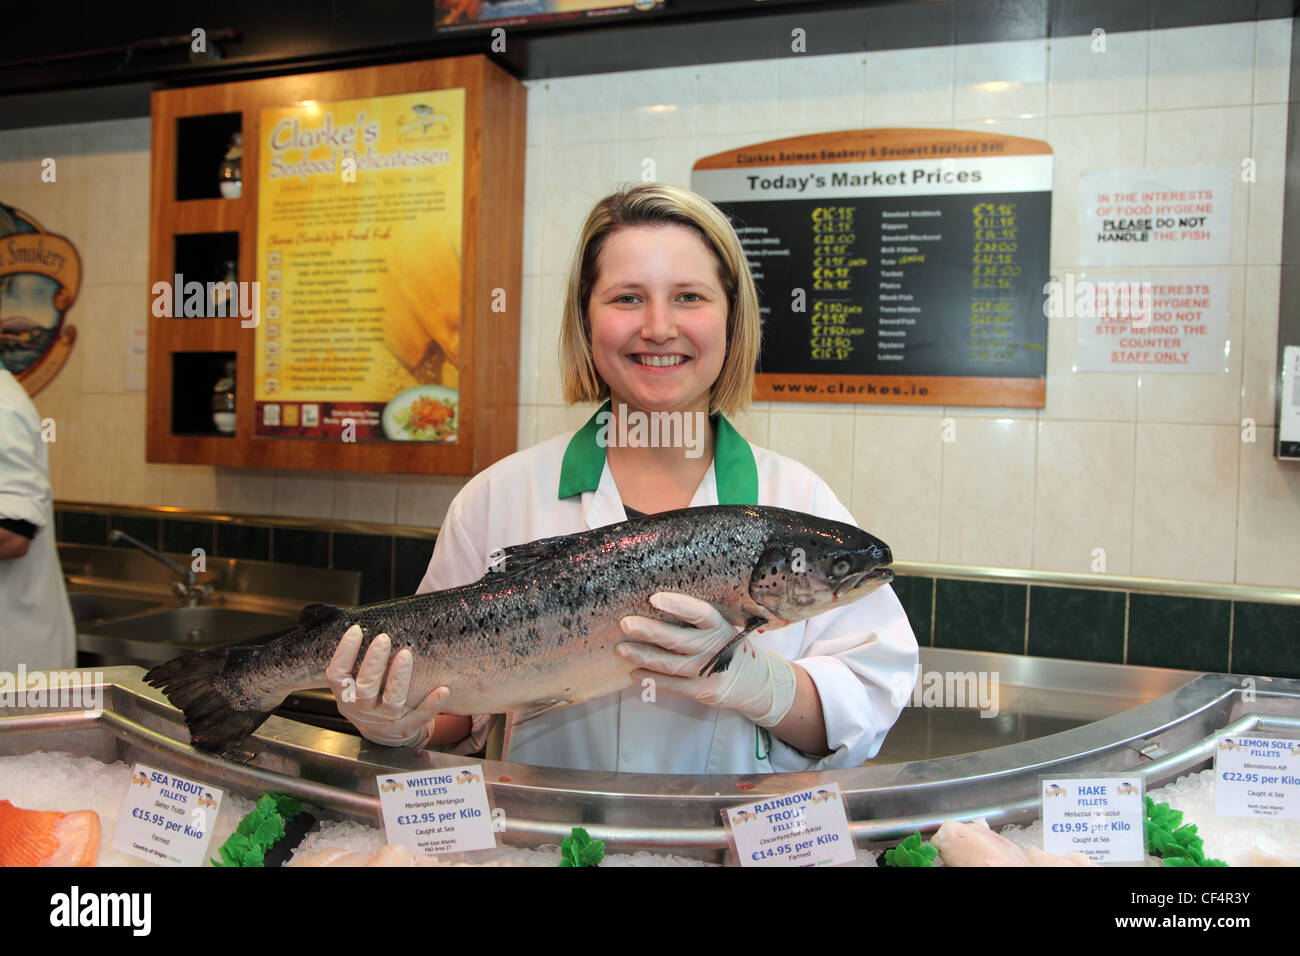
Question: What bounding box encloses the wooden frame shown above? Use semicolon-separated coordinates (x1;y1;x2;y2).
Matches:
146;56;525;474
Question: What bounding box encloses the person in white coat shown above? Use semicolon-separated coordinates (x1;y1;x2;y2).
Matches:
326;183;919;773
0;366;75;671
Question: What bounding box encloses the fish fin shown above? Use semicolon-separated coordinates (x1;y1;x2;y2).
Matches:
144;648;277;754
298;603;343;628
699;616;768;678
486;536;571;578
511;698;570;724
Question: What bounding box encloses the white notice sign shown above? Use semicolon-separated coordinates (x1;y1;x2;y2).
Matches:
1215;735;1300;820
1072;271;1229;373
1040;775;1145;863
113;763;223;867
377;766;496;856
725;782;855;867
1079;166;1233;266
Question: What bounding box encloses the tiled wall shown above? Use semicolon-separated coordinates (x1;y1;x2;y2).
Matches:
56;507;433;606
2;22;1298;640
892;573;1300;679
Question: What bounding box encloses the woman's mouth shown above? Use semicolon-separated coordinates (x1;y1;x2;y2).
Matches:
630;354;690;368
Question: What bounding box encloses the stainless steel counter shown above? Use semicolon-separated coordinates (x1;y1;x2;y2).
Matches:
3;653;1294;862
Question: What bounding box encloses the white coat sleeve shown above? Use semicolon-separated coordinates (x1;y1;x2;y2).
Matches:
767;483;919;772
413;495;495;755
0;398;49;528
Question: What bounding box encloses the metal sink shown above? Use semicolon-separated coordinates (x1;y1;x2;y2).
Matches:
89;607;297;645
62;542;359;670
68;592;164;624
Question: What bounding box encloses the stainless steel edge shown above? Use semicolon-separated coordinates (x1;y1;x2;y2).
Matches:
4;663;1298;860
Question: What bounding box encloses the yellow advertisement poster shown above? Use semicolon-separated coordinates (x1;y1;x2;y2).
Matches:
255;88;465;441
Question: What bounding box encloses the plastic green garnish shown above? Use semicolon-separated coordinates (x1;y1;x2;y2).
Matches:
1144;796;1226;867
884;832;938;867
559;827;605;867
212;792;304;867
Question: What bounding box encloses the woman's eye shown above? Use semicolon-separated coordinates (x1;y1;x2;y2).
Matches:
679;292;702;302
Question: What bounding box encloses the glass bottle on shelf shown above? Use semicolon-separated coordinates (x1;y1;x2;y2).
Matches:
218;132;242;199
210;259;237;316
211;360;236;433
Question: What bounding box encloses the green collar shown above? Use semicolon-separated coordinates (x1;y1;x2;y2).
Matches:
558;400;757;505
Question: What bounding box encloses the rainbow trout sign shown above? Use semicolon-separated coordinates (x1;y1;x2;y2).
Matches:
0;202;80;396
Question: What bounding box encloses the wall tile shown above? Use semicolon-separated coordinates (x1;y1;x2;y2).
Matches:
1247;103;1287;266
332;532;393;604
1147;22;1255;110
213;523;271;561
272;528;329;569
332;473;398;525
1131;424;1238;582
1027;584;1125;662
394;535;436;597
1236;428;1300;588
1231;601;1300;678
768;409;856;509
889;574;933;646
938;417;1036;567
851;414;941;563
1241;266;1279;428
1033;420;1135;573
865;46;955;126
59;509;108;545
954;39;1048;119
1252;18;1292;104
933;578;1027;654
1048;28;1149;116
1127;592;1230;671
161;518;214;556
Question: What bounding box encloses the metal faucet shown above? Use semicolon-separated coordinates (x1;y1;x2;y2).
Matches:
108;529;214;606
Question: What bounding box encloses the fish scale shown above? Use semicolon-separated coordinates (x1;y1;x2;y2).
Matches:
145;505;894;755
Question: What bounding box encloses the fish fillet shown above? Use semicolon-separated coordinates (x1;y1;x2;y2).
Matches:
0;799;101;867
932;818;1031;867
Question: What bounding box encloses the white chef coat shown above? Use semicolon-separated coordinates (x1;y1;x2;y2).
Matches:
0;368;75;671
416;403;918;773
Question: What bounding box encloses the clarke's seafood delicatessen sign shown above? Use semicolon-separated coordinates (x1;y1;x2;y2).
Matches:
255;90;465;443
692;129;1053;408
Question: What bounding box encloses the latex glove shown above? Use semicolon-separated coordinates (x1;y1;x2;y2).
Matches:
325;624;450;748
616;592;797;727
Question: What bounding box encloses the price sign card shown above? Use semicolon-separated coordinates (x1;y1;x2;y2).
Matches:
725;782;855;867
113;764;223;867
1215;735;1300;819
1040;776;1145;863
377;766;495;856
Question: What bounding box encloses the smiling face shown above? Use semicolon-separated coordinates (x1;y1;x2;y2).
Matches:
586;224;729;417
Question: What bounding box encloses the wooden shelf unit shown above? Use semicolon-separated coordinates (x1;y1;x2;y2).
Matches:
146;56;525;475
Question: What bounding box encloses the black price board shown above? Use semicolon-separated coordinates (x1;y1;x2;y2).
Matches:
692;129;1053;406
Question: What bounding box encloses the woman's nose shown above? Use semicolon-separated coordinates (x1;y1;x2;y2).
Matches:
639;295;677;340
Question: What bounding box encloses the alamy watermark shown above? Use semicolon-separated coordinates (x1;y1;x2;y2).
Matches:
1042;274;1152;328
594;403;707;459
892;669;1000;718
0;666;104;710
151;274;259;327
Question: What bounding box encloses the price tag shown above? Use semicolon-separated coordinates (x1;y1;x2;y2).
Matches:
1214;734;1300;819
376;766;495;856
113;763;223;867
725;782;854;867
1039;775;1144;863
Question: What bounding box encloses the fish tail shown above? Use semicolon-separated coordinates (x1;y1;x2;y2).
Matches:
144;647;275;754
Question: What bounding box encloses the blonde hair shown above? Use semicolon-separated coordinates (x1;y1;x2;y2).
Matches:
559;182;760;415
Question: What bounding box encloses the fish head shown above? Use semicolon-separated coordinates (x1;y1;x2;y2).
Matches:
748;518;893;624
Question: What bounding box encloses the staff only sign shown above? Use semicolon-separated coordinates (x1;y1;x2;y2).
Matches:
1070;272;1229;373
0;202;80;396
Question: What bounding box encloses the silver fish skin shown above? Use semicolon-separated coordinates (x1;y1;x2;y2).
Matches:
145;505;893;753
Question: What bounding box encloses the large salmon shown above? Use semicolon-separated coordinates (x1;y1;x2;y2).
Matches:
145;505;893;754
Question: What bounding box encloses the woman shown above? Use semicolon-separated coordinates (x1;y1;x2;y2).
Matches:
326;183;918;773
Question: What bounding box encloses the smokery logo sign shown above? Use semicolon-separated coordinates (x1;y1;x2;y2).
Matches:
0;201;81;396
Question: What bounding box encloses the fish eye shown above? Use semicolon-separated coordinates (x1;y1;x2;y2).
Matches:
831;558;852;577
